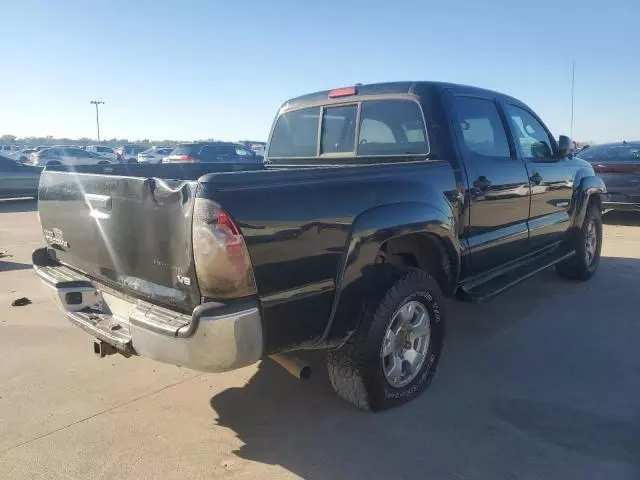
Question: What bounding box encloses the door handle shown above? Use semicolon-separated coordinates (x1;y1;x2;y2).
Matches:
473;176;492;190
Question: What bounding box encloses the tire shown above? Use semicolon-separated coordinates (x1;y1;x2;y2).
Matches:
555;202;602;281
327;268;445;411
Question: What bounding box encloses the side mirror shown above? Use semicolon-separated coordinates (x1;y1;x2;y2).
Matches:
557;135;573;157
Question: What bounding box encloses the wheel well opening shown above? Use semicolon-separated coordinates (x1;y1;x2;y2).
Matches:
378;234;454;296
590;194;603;212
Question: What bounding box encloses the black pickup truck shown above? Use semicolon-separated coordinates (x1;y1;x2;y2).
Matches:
33;82;605;411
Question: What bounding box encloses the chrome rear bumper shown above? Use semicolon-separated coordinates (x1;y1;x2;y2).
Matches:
32;248;264;372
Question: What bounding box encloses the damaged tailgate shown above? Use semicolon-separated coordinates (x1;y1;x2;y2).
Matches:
38;170;201;312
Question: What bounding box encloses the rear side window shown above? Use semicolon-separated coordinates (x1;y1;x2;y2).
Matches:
269;107;320;158
453;97;511;158
357;100;428;156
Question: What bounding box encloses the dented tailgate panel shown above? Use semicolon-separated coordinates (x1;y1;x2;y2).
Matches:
38;170;201;312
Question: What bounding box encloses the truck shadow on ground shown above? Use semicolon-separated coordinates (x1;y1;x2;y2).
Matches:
210;258;640;479
0;198;37;213
0;260;32;272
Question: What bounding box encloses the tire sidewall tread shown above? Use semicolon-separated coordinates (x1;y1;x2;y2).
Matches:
327;268;445;411
556;203;603;280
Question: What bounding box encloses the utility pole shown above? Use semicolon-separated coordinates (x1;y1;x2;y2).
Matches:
90;100;105;142
570;61;575;139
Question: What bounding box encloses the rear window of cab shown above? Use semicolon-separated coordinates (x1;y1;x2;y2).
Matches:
268;99;429;159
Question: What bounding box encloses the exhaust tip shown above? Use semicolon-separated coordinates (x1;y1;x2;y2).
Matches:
269;354;312;381
299;364;312;381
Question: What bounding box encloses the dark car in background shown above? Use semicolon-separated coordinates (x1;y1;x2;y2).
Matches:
579;141;640;211
0;154;41;198
164;141;262;163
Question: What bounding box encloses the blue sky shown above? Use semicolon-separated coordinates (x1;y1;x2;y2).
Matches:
1;0;638;143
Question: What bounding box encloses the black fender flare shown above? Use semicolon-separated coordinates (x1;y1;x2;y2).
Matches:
320;201;461;345
571;174;606;228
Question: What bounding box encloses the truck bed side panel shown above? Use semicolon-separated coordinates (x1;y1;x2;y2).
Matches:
202;161;458;352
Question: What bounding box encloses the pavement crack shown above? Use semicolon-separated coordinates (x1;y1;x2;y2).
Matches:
0;373;203;457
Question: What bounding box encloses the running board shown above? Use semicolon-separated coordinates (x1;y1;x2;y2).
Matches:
458;250;575;303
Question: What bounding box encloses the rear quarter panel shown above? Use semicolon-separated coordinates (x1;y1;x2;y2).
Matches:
201;161;460;353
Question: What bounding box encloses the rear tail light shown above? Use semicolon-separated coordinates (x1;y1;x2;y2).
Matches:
192;198;256;299
177;155;195;162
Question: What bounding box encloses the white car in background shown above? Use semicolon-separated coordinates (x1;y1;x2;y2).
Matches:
8;148;36;163
30;146;114;167
137;147;174;163
0;145;20;159
85;145;118;162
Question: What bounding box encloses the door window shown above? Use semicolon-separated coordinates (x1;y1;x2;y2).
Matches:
199;146;217;160
505;104;554;159
452;97;511;158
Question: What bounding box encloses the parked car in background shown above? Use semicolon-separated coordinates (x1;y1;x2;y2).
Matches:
116;145;147;163
0;154;41;198
0;145;20;157
30;147;114;167
28;146;50;164
137;147;174;164
11;148;37;163
164;142;262;163
85;145;118;162
579;141;640;211
238;140;267;157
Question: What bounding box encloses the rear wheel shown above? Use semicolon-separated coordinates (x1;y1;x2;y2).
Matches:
556;202;602;280
326;269;445;411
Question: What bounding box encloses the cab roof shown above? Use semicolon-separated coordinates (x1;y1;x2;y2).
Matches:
283;81;522;109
